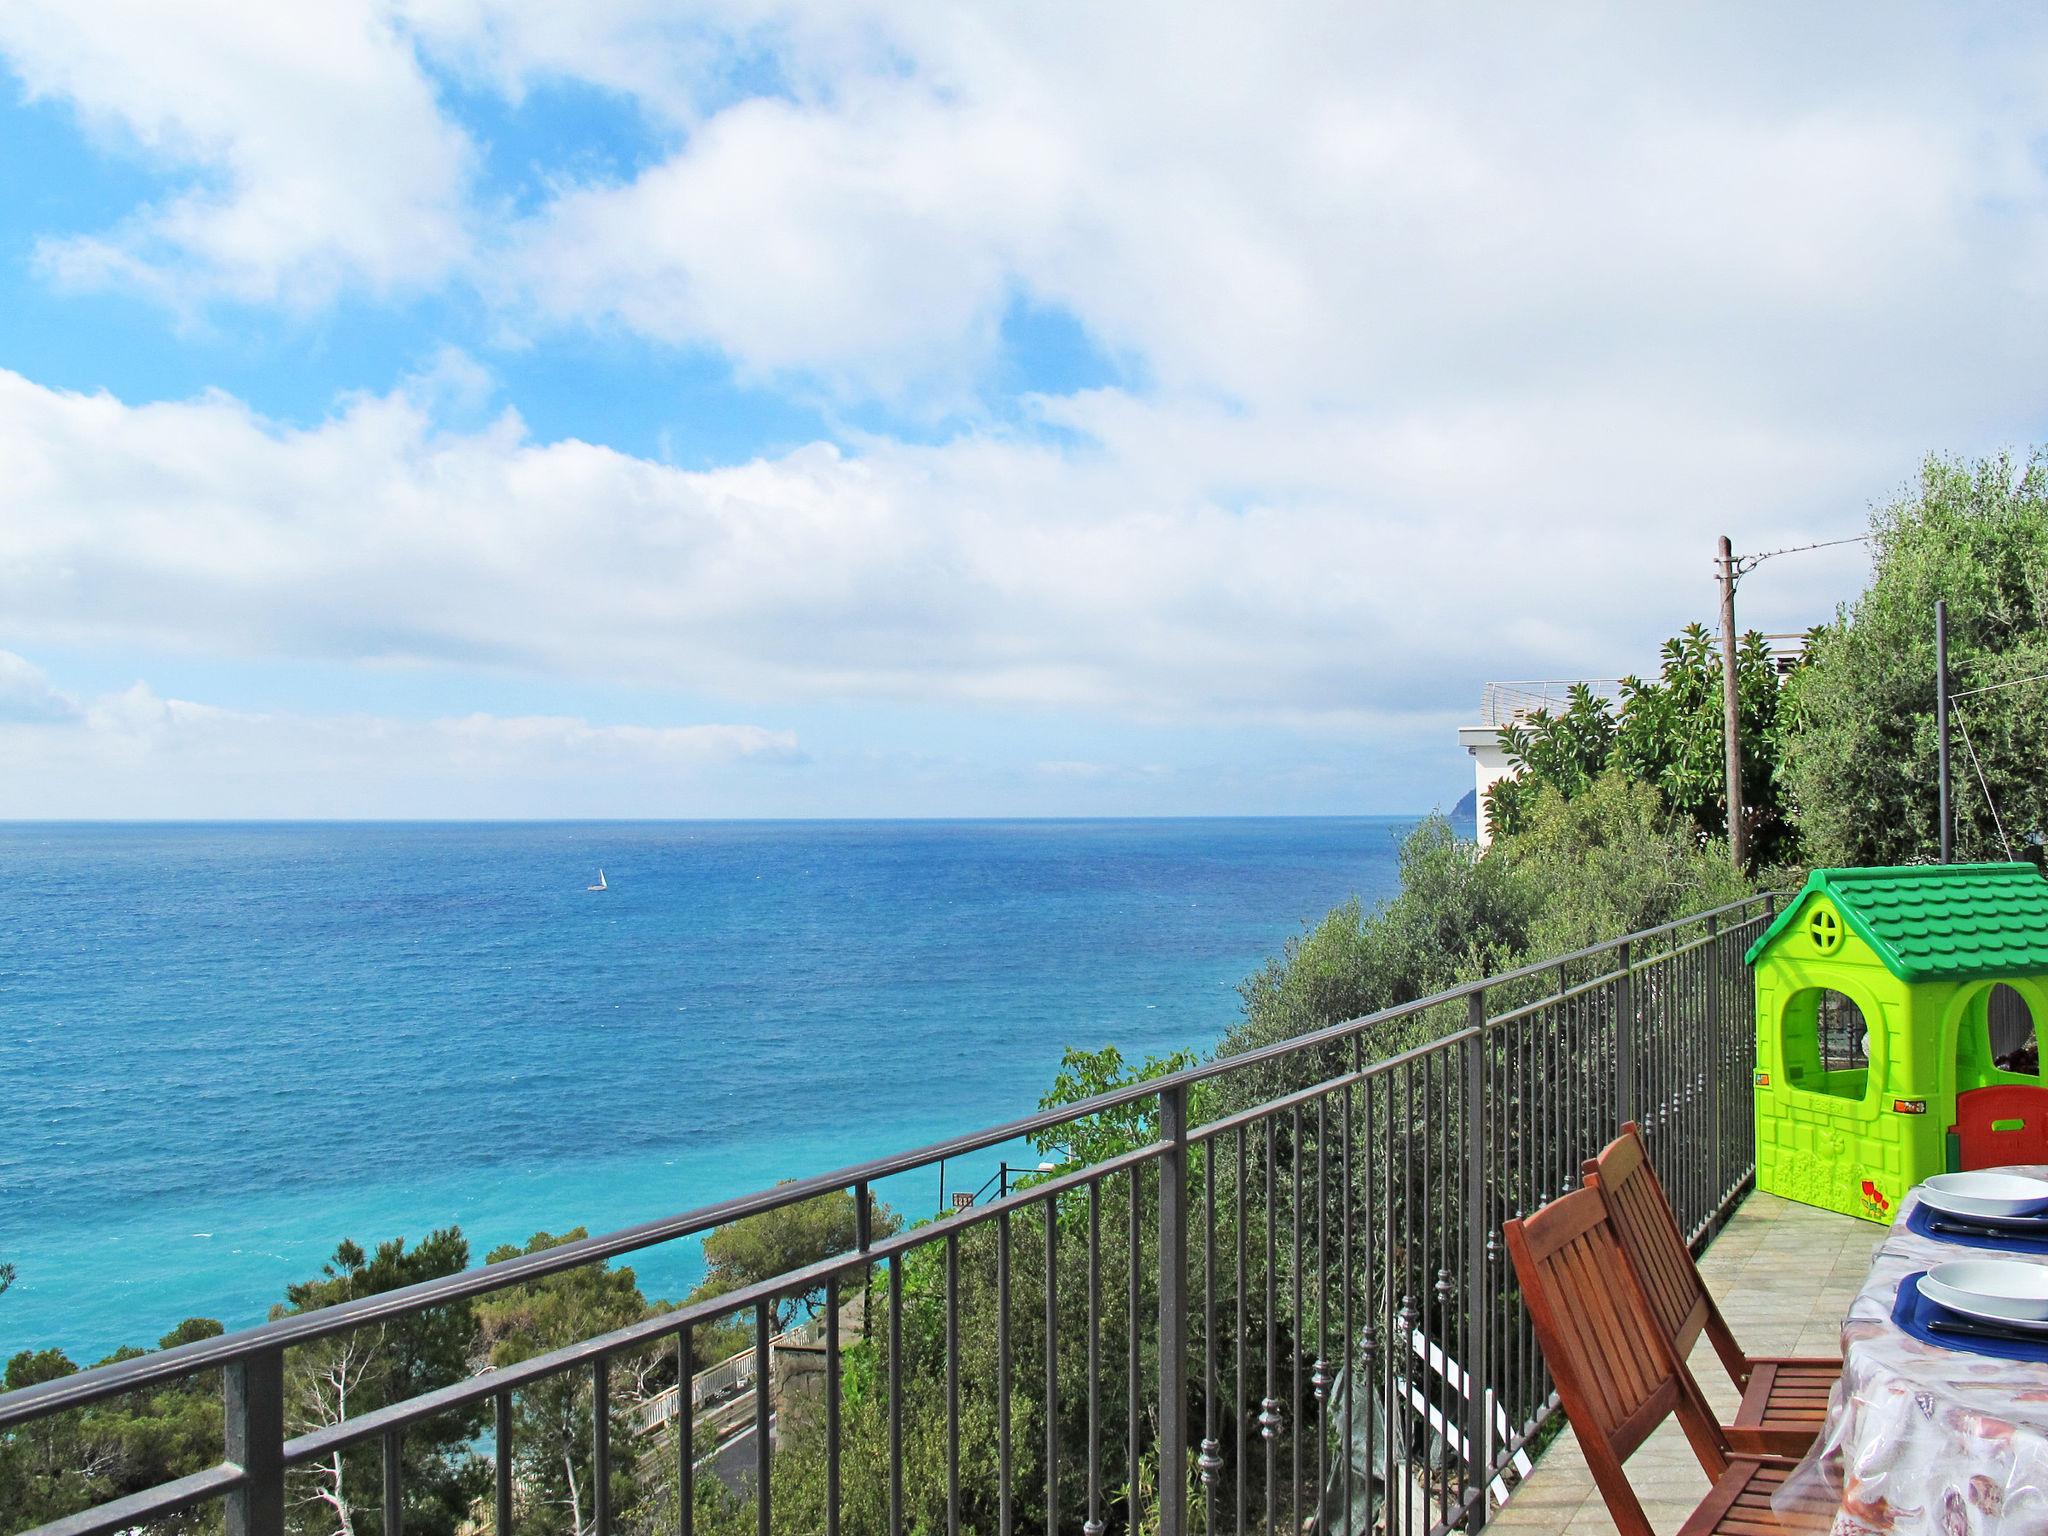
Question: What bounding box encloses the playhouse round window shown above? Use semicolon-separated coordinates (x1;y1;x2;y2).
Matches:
1807;907;1842;954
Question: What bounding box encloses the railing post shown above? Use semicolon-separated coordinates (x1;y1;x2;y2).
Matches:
1704;914;1722;1215
225;1347;284;1536
1157;1082;1190;1536
1464;990;1490;1531
1615;940;1635;1128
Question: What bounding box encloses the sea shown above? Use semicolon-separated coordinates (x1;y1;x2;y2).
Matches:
0;818;1417;1363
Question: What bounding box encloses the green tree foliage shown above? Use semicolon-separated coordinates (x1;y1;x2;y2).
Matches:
1223;790;1751;1095
689;1190;901;1335
1217;816;1535;1107
1485;627;1795;866
277;1230;481;1536
1499;770;1752;960
1487;683;1614;832
1613;626;1794;866
476;1229;664;1536
1780;449;2048;867
1;1321;228;1535
1034;1044;1200;1166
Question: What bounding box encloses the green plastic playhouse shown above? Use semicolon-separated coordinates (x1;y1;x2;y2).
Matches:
1749;862;2048;1223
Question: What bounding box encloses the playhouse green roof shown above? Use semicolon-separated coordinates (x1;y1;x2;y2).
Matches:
1745;862;2048;982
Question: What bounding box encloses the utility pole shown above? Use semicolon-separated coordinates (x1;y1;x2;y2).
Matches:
1936;599;1952;863
1718;535;1748;872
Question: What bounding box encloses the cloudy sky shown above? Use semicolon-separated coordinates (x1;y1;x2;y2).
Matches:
3;3;2030;818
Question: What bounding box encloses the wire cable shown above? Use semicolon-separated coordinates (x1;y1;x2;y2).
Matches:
1726;534;1871;584
1948;670;2048;703
1953;700;2015;861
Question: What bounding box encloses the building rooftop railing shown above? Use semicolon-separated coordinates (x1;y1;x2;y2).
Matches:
1475;680;1624;729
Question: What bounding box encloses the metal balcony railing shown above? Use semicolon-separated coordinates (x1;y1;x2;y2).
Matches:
0;894;1776;1536
1474;681;1623;730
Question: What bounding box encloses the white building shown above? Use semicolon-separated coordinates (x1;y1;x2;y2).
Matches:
1460;681;1619;848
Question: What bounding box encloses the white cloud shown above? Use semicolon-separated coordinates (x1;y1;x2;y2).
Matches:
0;650;80;723
0;659;798;816
0;368;1874;735
3;2;2039;812
0;0;472;303
17;0;2048;415
495;4;2048;414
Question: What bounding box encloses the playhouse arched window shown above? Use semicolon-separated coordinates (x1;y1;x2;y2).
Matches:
1780;986;1870;1100
1982;982;2040;1078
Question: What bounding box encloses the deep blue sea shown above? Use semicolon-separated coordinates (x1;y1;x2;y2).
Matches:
0;819;1413;1363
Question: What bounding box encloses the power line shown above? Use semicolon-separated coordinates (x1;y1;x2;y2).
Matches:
1729;534;1872;580
1948;670;2048;703
1952;699;2015;861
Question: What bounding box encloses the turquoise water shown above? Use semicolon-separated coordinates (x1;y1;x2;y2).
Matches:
0;819;1412;1362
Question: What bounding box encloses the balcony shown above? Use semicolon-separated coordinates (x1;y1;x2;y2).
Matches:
0;895;1778;1536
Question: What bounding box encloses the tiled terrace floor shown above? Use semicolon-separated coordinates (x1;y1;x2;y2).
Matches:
1487;1189;1875;1536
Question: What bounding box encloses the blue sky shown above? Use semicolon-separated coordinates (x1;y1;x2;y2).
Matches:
3;3;2037;817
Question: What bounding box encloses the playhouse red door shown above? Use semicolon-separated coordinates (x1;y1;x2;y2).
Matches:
1955;1085;2048;1169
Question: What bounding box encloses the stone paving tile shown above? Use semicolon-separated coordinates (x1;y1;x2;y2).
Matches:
1485;1189;1867;1535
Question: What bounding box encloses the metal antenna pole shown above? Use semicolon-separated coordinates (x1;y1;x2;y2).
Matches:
1718;536;1748;871
1936;599;1952;863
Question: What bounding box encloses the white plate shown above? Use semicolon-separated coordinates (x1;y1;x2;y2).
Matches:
1919;1172;2048;1220
1920;1260;2048;1325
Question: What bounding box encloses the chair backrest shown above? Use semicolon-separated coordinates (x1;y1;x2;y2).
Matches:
1585;1121;1748;1391
1502;1184;1729;1536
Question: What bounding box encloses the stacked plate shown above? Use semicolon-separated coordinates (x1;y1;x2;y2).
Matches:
1918;1260;2048;1331
1915;1173;2048;1335
1919;1171;2048;1223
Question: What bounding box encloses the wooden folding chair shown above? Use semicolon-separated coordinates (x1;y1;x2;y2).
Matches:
1502;1185;1835;1535
1585;1123;1839;1458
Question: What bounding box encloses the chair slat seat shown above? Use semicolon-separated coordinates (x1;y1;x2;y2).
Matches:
1588;1123;1840;1458
1729;1358;1837;1456
1678;1456;1835;1536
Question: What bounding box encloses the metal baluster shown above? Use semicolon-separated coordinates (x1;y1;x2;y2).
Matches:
1432;1055;1450;1532
1046;1194;1060;1536
1313;1093;1328;1527
753;1307;770;1536
1340;1072;1354;1536
1291;1104;1304;1536
998;1206;1013;1536
1201;1134;1222;1528
383;1428;403;1536
1262;1117;1280;1536
677;1331;693;1536
594;1355;612;1536
826;1279;840;1536
1617;938;1635;1128
1158;1081;1190;1536
948;1231;961;1536
1466;999;1490;1531
1360;1070;1380;1536
1086;1181;1104;1536
496;1388;514;1536
1236;1124;1248;1536
890;1256;904;1536
1129;1162;1142;1536
1399;1056;1414;1536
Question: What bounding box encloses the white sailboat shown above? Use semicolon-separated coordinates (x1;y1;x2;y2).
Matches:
587;868;608;891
